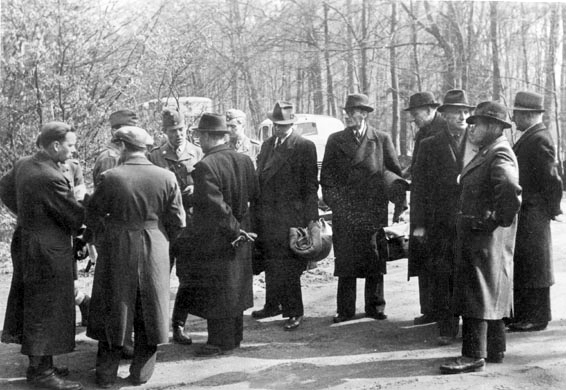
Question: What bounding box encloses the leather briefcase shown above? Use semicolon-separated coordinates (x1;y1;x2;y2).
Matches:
371;222;409;262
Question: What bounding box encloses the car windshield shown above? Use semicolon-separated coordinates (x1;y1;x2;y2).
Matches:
295;122;318;137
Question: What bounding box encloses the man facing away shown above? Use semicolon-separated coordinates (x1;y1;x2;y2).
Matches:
0;122;84;390
85;126;185;387
507;91;563;332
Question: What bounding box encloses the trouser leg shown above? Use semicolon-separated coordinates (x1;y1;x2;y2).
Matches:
207;317;238;350
487;320;506;356
435;272;458;337
364;275;385;314
95;342;122;384
27;355;54;379
337;277;356;317
172;282;191;326
234;314;244;346
461;317;487;359
418;272;434;316
264;261;281;312
130;288;157;384
265;258;304;317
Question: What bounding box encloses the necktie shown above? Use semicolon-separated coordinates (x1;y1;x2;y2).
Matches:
354;130;361;143
274;138;281;149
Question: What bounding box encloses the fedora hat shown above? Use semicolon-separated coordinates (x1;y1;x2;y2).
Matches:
342;93;374;112
112;126;154;147
268;101;296;124
511;91;545;112
466;101;512;129
162;107;185;131
437;89;475;112
404;92;440;111
196;113;230;133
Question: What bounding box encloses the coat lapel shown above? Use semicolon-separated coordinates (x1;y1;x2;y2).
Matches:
460;136;506;179
335;129;359;161
260;131;298;184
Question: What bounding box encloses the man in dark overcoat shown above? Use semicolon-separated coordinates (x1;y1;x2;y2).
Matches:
85;126;185;387
404;91;447;325
507;91;563;332
252;101;319;331
148;107;203;345
321;93;404;324
441;102;522;374
411;90;474;344
183;113;258;356
0;122;84;390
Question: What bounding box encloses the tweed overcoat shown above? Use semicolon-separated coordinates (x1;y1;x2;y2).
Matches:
0;151;84;355
86;155;185;346
452;136;522;319
410;127;462;276
184;144;258;319
320;126;403;277
512;122;563;288
255;131;319;260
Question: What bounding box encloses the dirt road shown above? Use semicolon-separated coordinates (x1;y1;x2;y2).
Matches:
1;213;566;390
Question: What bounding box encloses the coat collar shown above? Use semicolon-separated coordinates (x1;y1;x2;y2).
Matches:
204;143;232;157
334;125;380;165
460;136;507;179
122;154;152;165
512;122;546;152
160;141;200;161
259;130;300;183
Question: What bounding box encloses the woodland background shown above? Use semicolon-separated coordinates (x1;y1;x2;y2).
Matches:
2;0;566;177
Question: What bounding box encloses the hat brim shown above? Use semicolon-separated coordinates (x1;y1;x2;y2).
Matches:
268;113;296;124
195;128;230;133
341;105;374;113
163;124;184;131
467;115;512;129
511;106;545;112
403;103;440;112
437;104;476;113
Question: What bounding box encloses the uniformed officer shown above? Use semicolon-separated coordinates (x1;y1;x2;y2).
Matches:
147;107;203;345
226;109;260;164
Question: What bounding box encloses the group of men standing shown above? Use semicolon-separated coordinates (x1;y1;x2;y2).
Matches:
0;88;562;388
406;89;562;374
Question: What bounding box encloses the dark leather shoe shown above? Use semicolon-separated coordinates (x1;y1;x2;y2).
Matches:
95;377;114;389
172;325;193;345
366;311;387;320
27;367;69;381
31;372;83;390
508;321;548;332
333;314;354;323
251;308;282;319
127;376;147;386
284;316;303;331
440;357;485;374
486;352;504;363
414;314;436;325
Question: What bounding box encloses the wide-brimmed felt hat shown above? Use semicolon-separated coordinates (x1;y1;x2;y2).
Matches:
112;126;154;147
437;89;475;112
342;93;374;112
511;91;545;112
162;107;185;131
404;92;440;111
196;113;230;133
268;101;297;124
466;101;512;129
109;110;138;128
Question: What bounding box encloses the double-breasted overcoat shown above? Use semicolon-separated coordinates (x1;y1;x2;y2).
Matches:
320;126;403;277
86;155;185;346
453;136;522;319
0;151;84;355
512;122;563;288
184;144;258;319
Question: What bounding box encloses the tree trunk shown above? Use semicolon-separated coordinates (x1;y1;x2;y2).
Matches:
490;2;503;100
543;4;559;137
390;1;400;152
346;0;355;93
323;2;336;117
409;0;421;91
360;0;369;94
